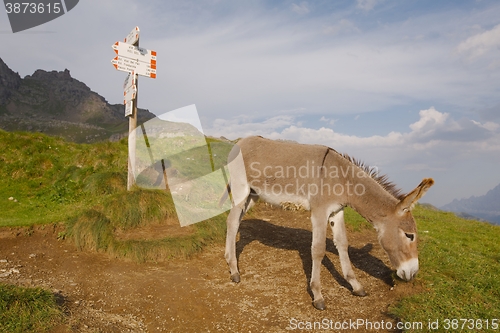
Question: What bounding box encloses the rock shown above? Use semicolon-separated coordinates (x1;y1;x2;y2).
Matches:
0;58;22;105
0;268;20;278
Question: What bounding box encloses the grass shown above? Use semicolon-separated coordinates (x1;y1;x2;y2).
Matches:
65;189;227;262
0;284;63;333
1;130;499;332
0;129;228;260
0;130;128;226
344;206;372;231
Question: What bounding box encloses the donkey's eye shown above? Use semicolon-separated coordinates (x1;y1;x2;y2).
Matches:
405;233;415;241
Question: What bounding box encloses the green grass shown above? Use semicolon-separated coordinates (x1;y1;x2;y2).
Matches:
65;189;227;262
0;284;63;333
344;206;372;231
0;130;128;226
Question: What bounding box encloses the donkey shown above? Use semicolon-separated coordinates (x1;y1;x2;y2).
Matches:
221;136;434;310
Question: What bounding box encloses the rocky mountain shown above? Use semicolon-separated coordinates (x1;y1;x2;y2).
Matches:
0;57;155;143
441;183;500;225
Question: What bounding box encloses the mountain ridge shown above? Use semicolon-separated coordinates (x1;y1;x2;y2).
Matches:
441;183;500;224
0;57;155;143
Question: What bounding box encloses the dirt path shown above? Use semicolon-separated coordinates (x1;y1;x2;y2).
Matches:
0;204;416;332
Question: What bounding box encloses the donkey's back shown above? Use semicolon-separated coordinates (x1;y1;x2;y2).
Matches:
233;136;333;209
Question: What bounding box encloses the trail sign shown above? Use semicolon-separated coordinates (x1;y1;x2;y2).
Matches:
125;100;134;117
112;42;157;64
111;56;157;78
124;26;140;45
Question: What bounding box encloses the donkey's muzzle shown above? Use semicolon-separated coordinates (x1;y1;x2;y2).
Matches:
396;258;419;281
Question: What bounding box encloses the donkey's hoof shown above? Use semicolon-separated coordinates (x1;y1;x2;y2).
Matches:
230;273;240;283
313;299;326;311
353;289;367;297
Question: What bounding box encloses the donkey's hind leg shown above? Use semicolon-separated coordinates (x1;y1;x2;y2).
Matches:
310;208;329;310
329;209;366;296
225;205;244;283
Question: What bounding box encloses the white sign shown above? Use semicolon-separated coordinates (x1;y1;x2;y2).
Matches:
125;100;134;117
112;42;157;64
111;56;157;78
124;26;140;45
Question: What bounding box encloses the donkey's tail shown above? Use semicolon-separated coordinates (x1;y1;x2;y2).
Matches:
218;183;231;208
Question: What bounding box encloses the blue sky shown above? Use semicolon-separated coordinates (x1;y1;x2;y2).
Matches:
1;0;500;206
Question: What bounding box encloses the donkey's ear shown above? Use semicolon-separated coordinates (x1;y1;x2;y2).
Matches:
397;178;434;213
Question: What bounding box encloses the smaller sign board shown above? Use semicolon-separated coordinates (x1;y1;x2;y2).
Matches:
124;26;140;45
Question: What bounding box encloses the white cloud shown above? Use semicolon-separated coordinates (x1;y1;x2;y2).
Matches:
456;23;500;59
409;107;450;133
207;107;500;153
409;107;448;130
279;125;404;148
472;120;500;131
291;2;310;15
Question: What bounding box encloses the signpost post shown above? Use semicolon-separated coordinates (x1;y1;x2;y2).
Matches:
110;26;156;190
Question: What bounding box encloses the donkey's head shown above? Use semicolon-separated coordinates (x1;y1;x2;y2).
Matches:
376;178;434;281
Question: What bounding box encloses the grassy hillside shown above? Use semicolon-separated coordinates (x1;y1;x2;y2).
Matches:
1;130;126;226
0;130;227;261
1;130;499;332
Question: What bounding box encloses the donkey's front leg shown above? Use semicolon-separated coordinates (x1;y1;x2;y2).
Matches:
225;206;244;283
310;209;328;310
329;209;366;296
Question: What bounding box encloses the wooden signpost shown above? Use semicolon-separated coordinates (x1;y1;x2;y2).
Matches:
111;26;157;190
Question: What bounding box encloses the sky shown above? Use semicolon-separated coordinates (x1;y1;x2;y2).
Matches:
1;0;500;207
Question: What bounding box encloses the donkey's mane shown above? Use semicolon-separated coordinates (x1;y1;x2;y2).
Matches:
337;150;405;201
